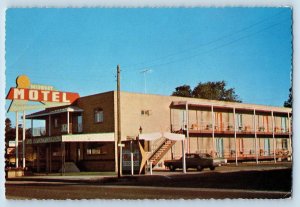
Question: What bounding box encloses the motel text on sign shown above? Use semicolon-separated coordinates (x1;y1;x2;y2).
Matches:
6;88;79;104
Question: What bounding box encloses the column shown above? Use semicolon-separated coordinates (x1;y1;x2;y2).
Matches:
182;139;186;173
233;108;238;166
288;112;292;155
185;102;189;153
50;143;52;173
15;112;19;168
31;119;33;137
22;111;26;168
61;142;65;175
254;109;258;164
130;140;134;175
67;111;70;134
119;143;123;177
271;111;276;163
46;147;49;173
48;115;51;136
169;108;172;132
37;145;40;172
114;138;118;174
211;105;215;158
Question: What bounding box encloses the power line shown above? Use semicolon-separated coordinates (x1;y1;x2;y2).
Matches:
125;17;290;71
122;10;288;70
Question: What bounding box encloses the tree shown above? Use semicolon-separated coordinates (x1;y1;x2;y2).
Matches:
193;81;241;102
284;87;292;108
5;118;14;143
171;84;192;97
5;118;15;167
172;81;241;102
5;118;32;168
5;118;12;131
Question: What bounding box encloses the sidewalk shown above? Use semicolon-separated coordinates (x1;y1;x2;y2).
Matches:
6;173;116;184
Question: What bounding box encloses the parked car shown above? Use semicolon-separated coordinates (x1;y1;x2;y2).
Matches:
198;153;228;166
164;153;219;171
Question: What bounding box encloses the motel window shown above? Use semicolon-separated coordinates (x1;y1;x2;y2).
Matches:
281;117;287;132
236;114;243;129
282;139;288;150
141;110;152;116
94;108;104;123
54;118;59;128
86;143;105;155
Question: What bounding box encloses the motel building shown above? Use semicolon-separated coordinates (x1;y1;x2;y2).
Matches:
6;76;292;174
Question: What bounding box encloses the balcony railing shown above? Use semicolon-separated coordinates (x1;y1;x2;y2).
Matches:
61;124;68;133
171;122;290;135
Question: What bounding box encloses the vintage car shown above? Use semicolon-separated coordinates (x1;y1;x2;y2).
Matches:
164;153;221;171
198;153;228;166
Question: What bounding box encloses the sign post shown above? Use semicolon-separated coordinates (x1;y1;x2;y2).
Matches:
118;143;125;177
15;112;19;168
22;111;26;168
130;140;134;175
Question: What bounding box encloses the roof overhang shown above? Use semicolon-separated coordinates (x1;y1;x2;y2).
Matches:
139;132;185;141
26;132;115;144
63;133;114;142
171;101;292;115
26;106;84;119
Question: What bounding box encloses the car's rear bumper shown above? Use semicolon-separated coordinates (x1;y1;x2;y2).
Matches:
213;158;228;166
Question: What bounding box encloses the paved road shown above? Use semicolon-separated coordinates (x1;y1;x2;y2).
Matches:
5;183;291;199
5;163;292;199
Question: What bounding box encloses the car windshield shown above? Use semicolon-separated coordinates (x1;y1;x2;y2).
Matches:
180;153;212;159
199;153;212;158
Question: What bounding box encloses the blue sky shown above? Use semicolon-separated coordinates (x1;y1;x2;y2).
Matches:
6;8;292;113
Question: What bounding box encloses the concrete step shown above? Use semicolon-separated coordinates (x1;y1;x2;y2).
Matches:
59;162;80;173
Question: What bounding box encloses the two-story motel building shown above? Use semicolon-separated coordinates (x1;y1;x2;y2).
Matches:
24;91;292;172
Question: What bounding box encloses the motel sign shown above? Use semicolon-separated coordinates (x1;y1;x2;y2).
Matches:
6;75;80;169
6;87;79;103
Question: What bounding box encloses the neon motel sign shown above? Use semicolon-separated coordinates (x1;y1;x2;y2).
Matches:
5;75;80;169
6;87;79;103
6;75;79;104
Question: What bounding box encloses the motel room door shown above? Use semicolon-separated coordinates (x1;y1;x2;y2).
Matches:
215;138;224;157
264;139;270;156
179;110;187;130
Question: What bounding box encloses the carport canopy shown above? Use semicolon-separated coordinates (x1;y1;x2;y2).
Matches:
138;131;187;173
138;132;185;141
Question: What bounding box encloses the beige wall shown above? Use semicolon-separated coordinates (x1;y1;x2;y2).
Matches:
77;91;115;134
73;91;292;161
110;91;292;164
74;90;291;138
116;91;291;137
117;92;175;138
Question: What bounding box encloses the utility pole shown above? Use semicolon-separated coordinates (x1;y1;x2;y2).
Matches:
117;65;122;178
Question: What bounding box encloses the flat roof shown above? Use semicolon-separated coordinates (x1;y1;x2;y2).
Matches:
171;101;292;115
25;90;292;118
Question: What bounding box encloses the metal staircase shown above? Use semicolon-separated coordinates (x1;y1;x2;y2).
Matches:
148;138;176;167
